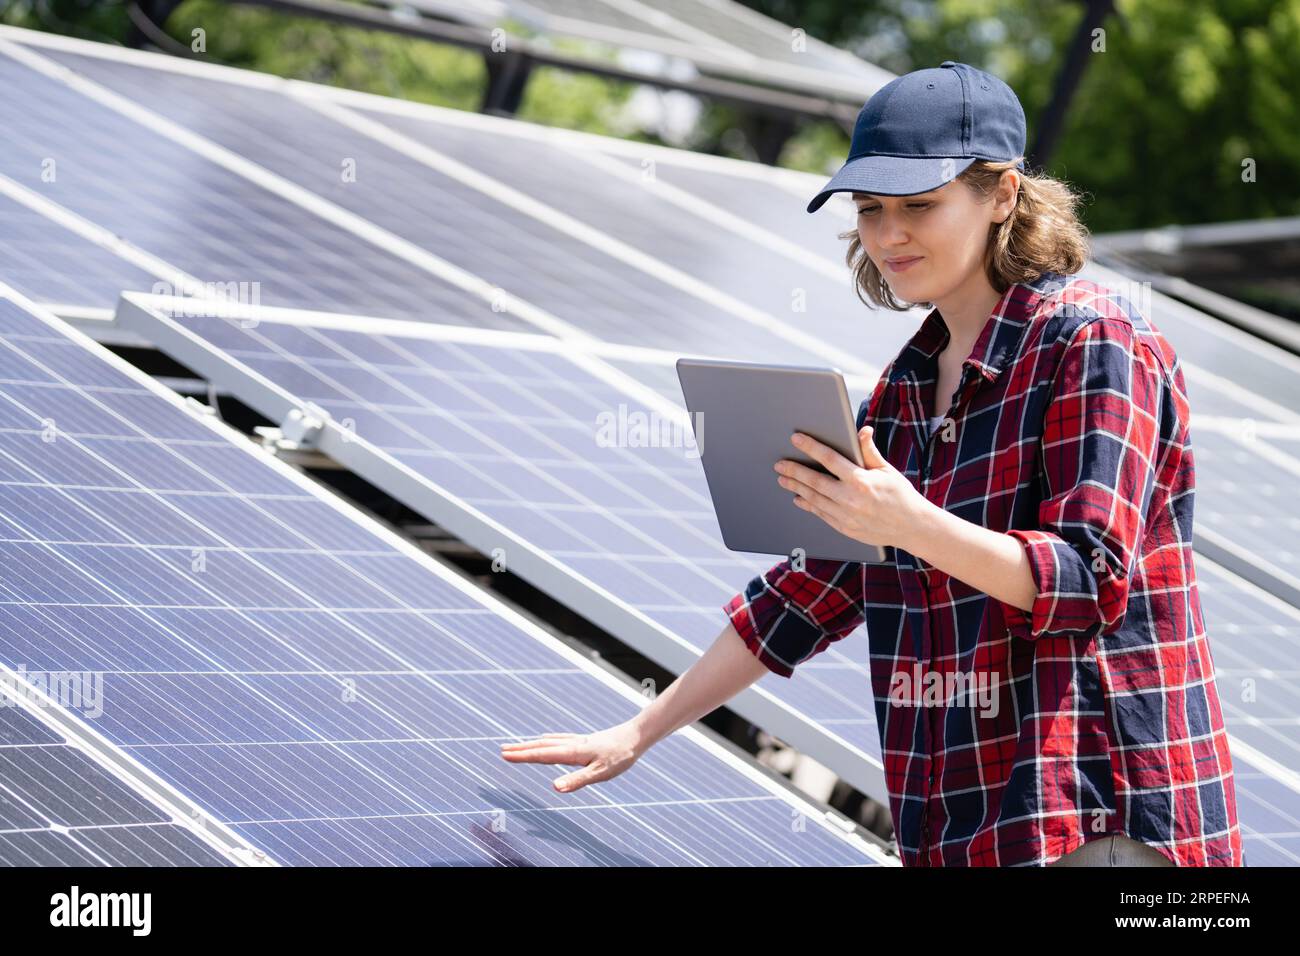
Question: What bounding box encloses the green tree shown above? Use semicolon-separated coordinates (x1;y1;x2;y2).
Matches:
745;0;1300;229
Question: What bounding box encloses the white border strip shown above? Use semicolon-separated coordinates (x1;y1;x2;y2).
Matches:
1192;415;1300;438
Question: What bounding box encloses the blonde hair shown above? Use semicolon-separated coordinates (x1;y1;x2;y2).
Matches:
840;159;1091;311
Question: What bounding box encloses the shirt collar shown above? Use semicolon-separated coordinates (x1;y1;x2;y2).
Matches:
887;271;1063;385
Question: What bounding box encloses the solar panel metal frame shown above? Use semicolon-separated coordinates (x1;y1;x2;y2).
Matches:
308;0;896;103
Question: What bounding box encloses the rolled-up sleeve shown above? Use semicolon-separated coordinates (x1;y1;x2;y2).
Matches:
1001;316;1171;642
723;557;866;677
721;368;890;676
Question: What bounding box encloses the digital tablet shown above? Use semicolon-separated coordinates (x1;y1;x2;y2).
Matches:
676;357;889;564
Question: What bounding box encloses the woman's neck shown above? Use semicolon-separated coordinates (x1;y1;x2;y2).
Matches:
931;272;1005;359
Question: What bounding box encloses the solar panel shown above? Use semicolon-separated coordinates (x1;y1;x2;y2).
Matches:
0;687;235;866
1194;557;1300;866
27;44;878;370
346;102;913;363
0;191;159;311
5;26;1297;863
626;0;883;77
20;31;1299;439
1185;429;1300;603
592;148;856;265
1;285;890;866
118;295;1300;856
1051;267;1300;607
0;45;535;331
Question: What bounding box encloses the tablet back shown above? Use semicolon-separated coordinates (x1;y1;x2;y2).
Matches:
676;357;888;563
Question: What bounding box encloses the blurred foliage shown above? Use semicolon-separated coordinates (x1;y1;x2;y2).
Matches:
515;64;641;136
748;0;1300;230
162;0;486;111
2;0;128;38
4;0;1298;230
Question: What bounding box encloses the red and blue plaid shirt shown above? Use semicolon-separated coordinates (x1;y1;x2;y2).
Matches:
722;270;1243;867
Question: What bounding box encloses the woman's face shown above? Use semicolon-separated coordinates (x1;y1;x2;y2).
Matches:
852;171;1018;306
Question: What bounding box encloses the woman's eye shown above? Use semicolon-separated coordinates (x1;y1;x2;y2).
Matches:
855;204;928;215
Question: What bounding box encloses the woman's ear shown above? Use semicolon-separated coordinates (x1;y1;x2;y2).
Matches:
994;170;1020;223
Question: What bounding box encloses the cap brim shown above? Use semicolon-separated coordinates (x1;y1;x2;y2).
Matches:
806;155;979;213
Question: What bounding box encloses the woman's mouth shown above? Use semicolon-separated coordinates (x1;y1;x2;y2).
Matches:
885;256;924;273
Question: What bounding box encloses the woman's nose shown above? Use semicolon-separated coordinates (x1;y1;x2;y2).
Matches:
876;210;909;245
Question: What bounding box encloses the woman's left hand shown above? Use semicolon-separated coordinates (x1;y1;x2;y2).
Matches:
775;426;932;551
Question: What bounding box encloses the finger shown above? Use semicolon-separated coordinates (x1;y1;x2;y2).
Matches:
790;431;858;481
788;480;847;524
776;463;841;504
500;741;588;765
858;425;890;470
793;495;847;535
499;732;576;751
554;766;606;793
499;740;566;757
501;732;574;744
774;473;826;509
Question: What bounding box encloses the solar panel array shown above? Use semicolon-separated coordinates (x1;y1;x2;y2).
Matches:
35;46;899;369
116;296;889;799
2;25;1298;865
1;32;900;799
0;286;891;866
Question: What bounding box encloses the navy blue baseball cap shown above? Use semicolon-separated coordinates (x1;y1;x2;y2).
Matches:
807;60;1026;213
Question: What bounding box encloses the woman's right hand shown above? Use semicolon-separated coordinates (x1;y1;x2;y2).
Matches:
499;719;647;793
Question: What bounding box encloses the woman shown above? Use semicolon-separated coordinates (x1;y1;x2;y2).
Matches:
500;61;1244;868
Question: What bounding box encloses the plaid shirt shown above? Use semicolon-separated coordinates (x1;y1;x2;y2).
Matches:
723;270;1243;867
